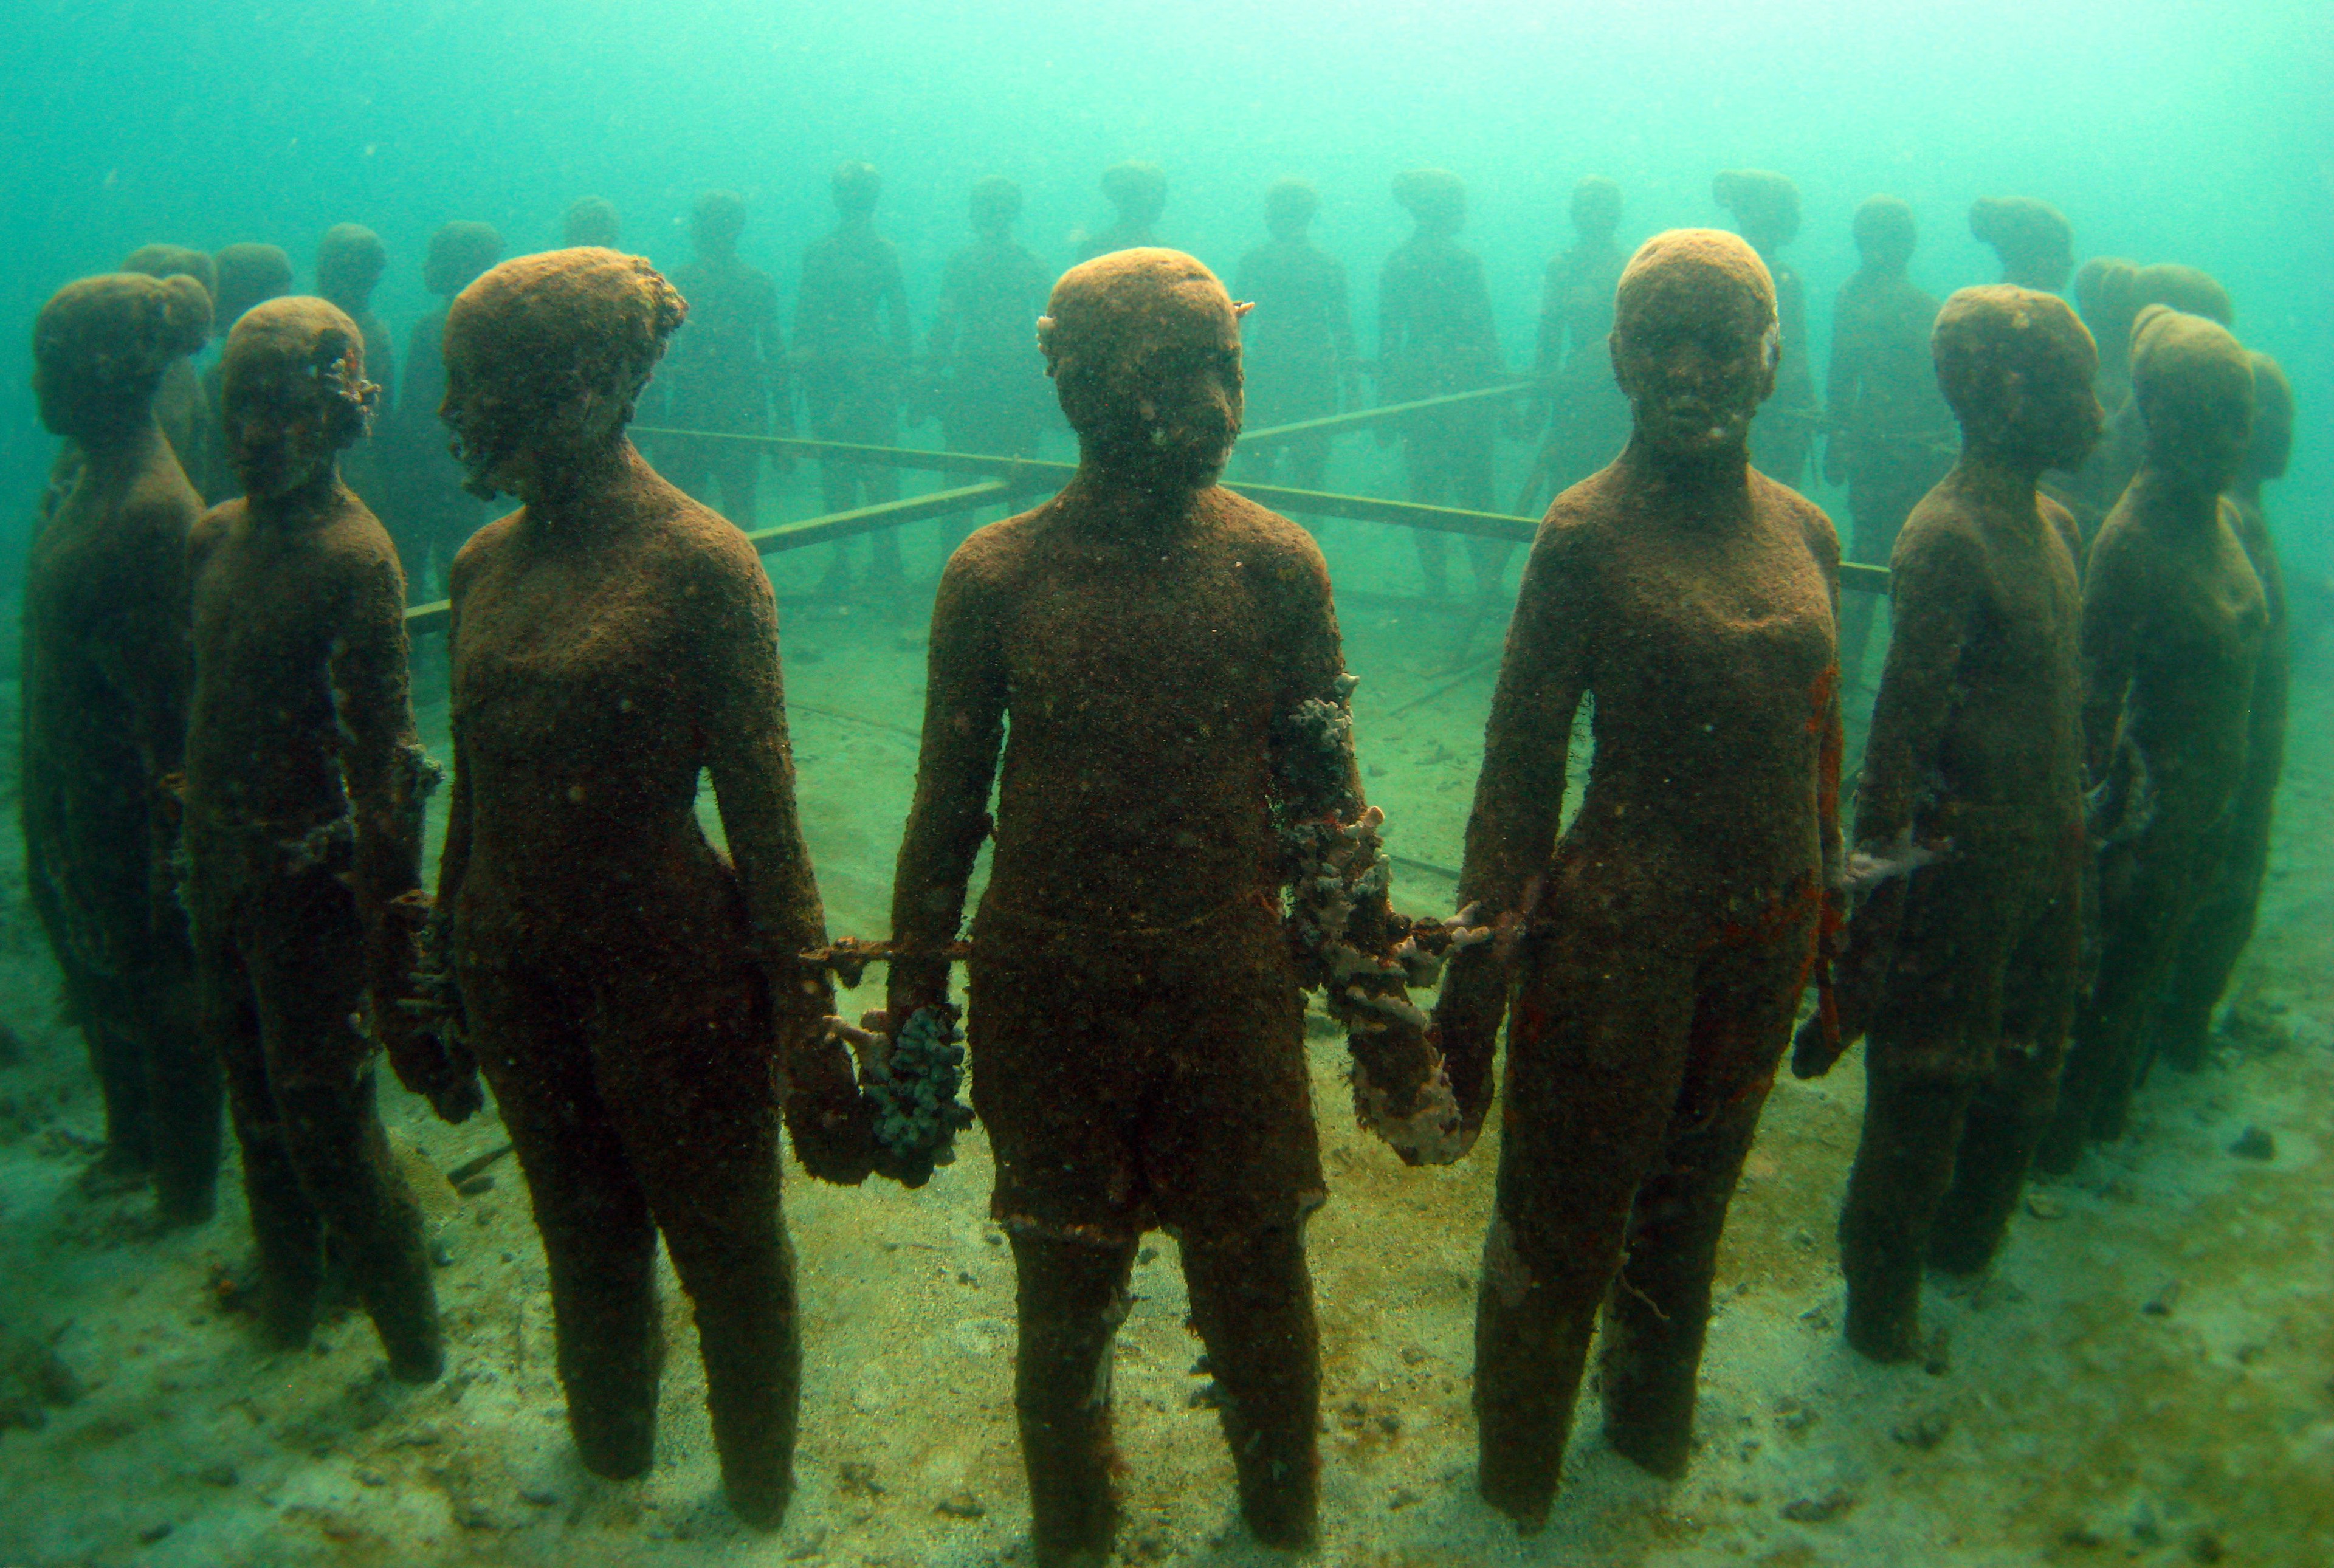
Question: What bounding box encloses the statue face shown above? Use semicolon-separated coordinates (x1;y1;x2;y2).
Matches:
1061;295;1245;491
440;346;535;498
1611;284;1775;463
2148;376;2254;495
2009;345;2104;473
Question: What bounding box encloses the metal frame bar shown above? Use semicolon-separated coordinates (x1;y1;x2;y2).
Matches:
404;394;1885;635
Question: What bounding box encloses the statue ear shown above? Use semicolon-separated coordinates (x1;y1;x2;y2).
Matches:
1233;300;1256;320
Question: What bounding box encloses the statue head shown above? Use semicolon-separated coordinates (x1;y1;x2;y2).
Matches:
831;161;883;220
1969;197;2073;294
690;190;747;258
212;243;295;334
562;196;621;250
1932;285;2101;472
1038;248;1244;493
1570;176;1623;242
1851;195;1918;273
970;176;1023;239
1100;161;1168;228
1711;170;1801;253
2240;352;2292;486
1609;229;1777;464
315;224;390;312
220;296;377;501
424;221;505;299
2129;304;2254;495
32;272;212;442
1392;168;1467;238
1265;178;1320;242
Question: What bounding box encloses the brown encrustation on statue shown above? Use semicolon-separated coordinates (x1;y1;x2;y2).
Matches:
1795;286;2101;1364
1434;227;1845;1528
428;247;855;1530
885;247;1462;1566
185;296;466;1380
24;270;218;1226
2040;306;2268;1167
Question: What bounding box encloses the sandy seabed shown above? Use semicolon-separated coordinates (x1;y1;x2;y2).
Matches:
0;489;2329;1568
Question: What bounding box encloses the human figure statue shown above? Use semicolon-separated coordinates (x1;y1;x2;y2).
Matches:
2082;264;2236;541
658;191;782;532
1433;230;1845;1526
1516;175;1630;513
1823;197;1955;684
1969;197;2074;295
1377;168;1508;603
925;176;1053;460
117;245;216;476
562;195;621;250
24;272;219;1224
390;220;503;595
2146;352;2293;1071
2039;306;2266;1169
1713;170;1819;489
1231;178;1354;495
1072;160;1168;261
1794;286;2100;1363
185;297;468;1378
796;161;912;593
195;244;296;501
431;248;861;1528
887;249;1462;1566
316;224;398;513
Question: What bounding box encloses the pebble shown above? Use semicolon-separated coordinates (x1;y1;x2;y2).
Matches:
2143;1280;2185;1316
1780;1488;1855;1524
520;1486;560;1507
935;1490;985;1519
2228;1125;2276;1161
1891;1411;1950;1451
137;1522;174;1545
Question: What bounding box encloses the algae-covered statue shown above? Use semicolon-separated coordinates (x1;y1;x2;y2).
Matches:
1969;196;2074;295
1377;168;1508;603
428;247;856;1528
887;248;1465;1565
1795;286;2099;1363
194;243;295;502
185;297;466;1380
115;245;216;477
561;195;621;250
1713;170;1819;488
1071;159;1168;261
2147;353;2293;1073
2040;306;2266;1168
1434;229;1844;1527
924;176;1054;464
1232;177;1354;495
1518;175;1630;512
315;225;398;513
24;271;218;1225
1823;196;1954;684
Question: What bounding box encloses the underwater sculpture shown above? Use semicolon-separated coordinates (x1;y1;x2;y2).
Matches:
924;176;1054;462
2146;352;2293;1073
1823;196;1955;684
24;271;218;1225
1072;159;1168;261
1712;170;1819;489
796;162;914;592
184;297;463;1379
2039;306;2266;1169
1231;177;1354;494
390;219;502;593
561;194;621;250
886;247;1465;1565
1377;168;1509;602
427;247;855;1528
658;190;782;531
315;225;398;512
2082;264;2238;536
195;244;295;501
116;245;216;478
1517;174;1630;512
1433;229;1844;1526
1795;286;2099;1363
1969;196;2074;295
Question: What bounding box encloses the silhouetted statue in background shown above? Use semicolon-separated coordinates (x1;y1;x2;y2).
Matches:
660;191;782;529
2081;263;2236;542
2147;352;2293;1073
196;243;295;501
1434;230;1843;1527
1072;160;1168;261
117;245;216;478
1969;196;2074;295
888;249;1459;1566
1518;175;1629;513
562;195;621;250
1232;177;1354;496
317;224;397;513
24;271;218;1224
186;297;466;1380
925;176;1052;461
391;219;502;594
1378;168;1507;603
2040;306;2266;1169
432;249;855;1529
797;160;912;593
1824;196;1955;684
1713;170;1817;489
1796;286;2099;1364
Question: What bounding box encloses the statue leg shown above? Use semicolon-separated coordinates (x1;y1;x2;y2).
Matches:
2150;793;2269;1073
595;966;801;1530
1182;1223;1320;1549
467;963;663;1477
137;951;222;1229
1009;1233;1136;1568
1602;925;1805;1469
2046;833;2197;1163
1475;921;1699;1528
63;964;155;1192
1837;1062;1969;1363
247;878;441;1383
